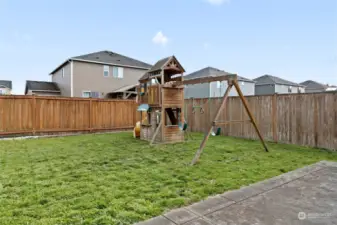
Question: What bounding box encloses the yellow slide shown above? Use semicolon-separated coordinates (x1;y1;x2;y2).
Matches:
133;121;141;138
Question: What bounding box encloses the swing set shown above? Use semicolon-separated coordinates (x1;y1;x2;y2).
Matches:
181;74;269;165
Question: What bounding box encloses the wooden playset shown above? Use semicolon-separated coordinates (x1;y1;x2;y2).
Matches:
136;56;268;164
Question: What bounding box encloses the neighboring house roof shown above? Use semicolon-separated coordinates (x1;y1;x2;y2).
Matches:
300;80;329;90
184;67;253;82
111;84;138;93
25;80;61;94
0;80;12;89
139;55;185;81
254;74;303;87
50;50;152;74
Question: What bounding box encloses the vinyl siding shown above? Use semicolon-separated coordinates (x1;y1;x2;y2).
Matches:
305;88;326;93
275;84;304;94
210;81;255;97
72;61;147;98
27;90;61;96
184;83;210;99
51;62;71;96
0;87;11;95
255;84;275;95
184;81;255;99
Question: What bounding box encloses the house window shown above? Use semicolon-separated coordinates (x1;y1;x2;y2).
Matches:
288;86;292;93
103;65;109;77
82;91;91;98
82;91;100;98
113;67;124;78
91;92;100;98
62;68;65;78
216;81;221;88
241;81;245;86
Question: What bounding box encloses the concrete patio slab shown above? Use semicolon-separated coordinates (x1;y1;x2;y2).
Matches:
187;195;235;216
135;216;175;225
135;161;337;225
163;208;198;224
184;218;214;225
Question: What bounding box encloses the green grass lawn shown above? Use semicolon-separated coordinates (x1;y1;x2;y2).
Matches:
0;132;337;225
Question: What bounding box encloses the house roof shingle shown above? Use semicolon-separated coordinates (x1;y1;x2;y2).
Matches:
51;50;152;74
300;80;328;90
25;80;60;94
254;74;303;87
0;80;12;89
184;67;253;82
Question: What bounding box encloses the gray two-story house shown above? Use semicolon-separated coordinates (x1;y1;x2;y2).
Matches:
50;51;152;98
254;75;305;95
184;67;255;99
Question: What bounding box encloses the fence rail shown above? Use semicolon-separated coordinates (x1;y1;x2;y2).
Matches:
0;95;139;136
184;92;337;151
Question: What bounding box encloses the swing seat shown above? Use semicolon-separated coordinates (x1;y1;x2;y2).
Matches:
178;121;188;131
211;127;221;136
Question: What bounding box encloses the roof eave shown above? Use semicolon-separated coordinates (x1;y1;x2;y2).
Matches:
70;58;151;70
49;59;71;75
30;89;61;93
50;58;152;75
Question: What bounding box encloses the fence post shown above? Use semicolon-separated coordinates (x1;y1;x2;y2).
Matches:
32;95;36;135
272;94;278;142
314;94;318;147
89;98;92;132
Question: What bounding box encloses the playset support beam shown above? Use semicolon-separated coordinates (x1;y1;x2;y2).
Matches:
233;80;269;153
181;74;237;86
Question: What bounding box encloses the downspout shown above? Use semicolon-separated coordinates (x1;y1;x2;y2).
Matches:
70;59;74;97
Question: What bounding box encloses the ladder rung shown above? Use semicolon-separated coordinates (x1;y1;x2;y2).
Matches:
213;120;251;125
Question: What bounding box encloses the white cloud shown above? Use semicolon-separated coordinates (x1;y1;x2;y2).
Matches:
203;42;210;50
13;30;33;42
206;0;230;5
152;31;168;46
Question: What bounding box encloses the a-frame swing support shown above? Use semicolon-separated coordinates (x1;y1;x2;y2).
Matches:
190;75;269;165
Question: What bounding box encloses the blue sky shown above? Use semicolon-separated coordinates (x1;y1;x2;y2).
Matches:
0;0;336;94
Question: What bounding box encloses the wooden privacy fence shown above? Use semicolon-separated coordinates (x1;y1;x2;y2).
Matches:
0;95;139;136
184;92;337;151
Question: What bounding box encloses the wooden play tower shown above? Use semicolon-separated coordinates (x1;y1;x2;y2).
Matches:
137;56;268;164
137;56;186;144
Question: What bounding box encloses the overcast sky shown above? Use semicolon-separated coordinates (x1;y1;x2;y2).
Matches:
0;0;336;94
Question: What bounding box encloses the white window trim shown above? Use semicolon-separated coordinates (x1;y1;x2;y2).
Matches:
103;65;109;77
118;67;124;78
82;90;91;98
